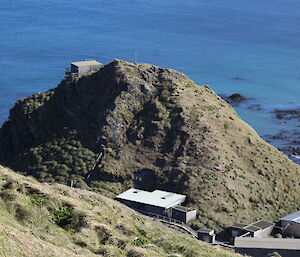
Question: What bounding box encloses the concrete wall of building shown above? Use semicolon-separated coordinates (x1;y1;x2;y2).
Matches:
281;220;300;237
253;225;274;238
78;65;101;76
171;207;196;223
198;234;215;244
71;64;101;77
236;248;300;257
235;237;300;257
197;231;215;244
186;209;197;223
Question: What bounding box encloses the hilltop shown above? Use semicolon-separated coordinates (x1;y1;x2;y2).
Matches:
0;59;299;230
0;165;240;257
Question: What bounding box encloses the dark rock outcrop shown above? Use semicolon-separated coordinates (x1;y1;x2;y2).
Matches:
272;108;300;120
221;93;248;106
229;93;247;102
231;77;246;81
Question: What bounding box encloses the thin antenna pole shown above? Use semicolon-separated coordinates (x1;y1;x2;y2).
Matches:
134;51;138;63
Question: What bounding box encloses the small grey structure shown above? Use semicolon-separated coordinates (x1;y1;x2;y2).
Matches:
230;220;274;238
70;60;102;77
279;211;300;237
171;205;197;223
116;188;196;223
235;237;300;257
197;229;216;244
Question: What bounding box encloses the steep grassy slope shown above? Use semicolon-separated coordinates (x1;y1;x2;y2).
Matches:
0;60;299;231
0;165;241;257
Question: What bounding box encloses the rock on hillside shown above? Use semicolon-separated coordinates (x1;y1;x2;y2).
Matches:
0;165;241;257
0;59;299;230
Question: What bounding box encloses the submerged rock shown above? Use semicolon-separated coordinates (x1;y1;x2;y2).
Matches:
229;93;247;102
247;104;263;111
292;147;300;156
231;76;246;81
272;107;300;120
264;129;300;165
221;93;248;106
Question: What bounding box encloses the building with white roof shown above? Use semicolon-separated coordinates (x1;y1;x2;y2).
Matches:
70;60;102;77
116;188;196;223
116;188;186;209
279;211;300;237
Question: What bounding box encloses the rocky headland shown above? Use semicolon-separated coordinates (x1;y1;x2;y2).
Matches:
0;60;299;231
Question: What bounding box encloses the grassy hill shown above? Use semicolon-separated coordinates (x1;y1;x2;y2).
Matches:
0;165;241;257
0;59;299;231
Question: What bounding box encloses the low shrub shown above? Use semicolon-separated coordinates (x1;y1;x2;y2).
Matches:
30;194;47;206
52;206;73;228
132;235;149;246
51;205;85;233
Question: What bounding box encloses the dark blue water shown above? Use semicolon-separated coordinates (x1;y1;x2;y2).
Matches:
1;0;299;156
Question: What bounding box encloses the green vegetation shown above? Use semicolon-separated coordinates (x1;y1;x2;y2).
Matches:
52;207;73;227
0;165;241;257
0;59;299;232
132;235;150;246
21;129;96;185
30;194;47;206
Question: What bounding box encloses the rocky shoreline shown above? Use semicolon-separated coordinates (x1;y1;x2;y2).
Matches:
221;93;249;106
272;107;300;121
224;92;300;165
264;128;300;164
267;107;300;164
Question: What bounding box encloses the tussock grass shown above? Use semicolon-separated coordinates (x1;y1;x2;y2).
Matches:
1;59;298;232
0;165;242;257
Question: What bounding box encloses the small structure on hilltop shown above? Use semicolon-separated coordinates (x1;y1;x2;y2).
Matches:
279;211;300;237
65;60;102;80
116;188;196;223
230;220;274;239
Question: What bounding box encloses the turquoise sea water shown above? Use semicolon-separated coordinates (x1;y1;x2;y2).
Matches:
0;0;299;157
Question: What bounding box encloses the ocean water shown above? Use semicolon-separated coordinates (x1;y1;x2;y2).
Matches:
0;0;299;157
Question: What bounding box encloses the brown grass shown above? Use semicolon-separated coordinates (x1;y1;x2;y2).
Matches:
0;165;242;257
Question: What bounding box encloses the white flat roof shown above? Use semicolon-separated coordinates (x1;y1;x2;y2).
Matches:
235;237;300;250
280;211;300;224
71;60;101;67
116;188;186;209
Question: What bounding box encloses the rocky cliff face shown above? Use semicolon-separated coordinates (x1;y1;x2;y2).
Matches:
0;60;299;230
